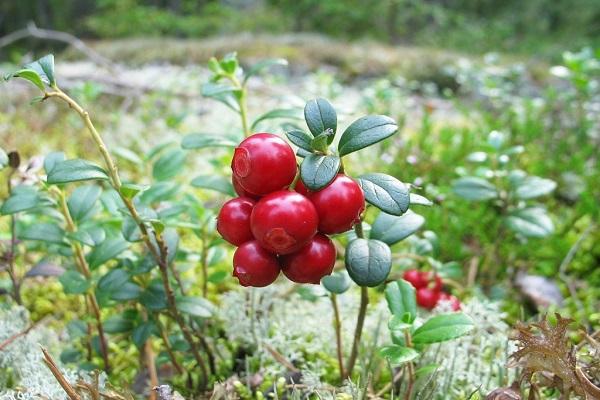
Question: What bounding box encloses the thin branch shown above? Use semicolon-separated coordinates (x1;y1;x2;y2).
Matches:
345;286;369;380
263;342;300;373
41;347;82;400
330;293;346;380
144;340;159;400
0;317;44;351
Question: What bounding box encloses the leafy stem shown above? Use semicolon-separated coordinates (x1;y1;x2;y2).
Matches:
330;293;345;380
228;75;251;138
5;165;22;305
43;87;210;388
403;330;415;400
51;186;111;373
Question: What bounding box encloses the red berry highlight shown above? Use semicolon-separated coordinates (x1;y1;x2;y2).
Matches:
231;133;297;195
403;269;428;289
306;174;365;234
216;197;256;246
232;241;280;287
281;233;336;284
251;191;318;255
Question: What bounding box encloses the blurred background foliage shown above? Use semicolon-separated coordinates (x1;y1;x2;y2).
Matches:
1;0;600;57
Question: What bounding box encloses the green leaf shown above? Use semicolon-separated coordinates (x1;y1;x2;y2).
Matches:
113;147;144;165
61;348;82;364
5;69;45;91
97;268;130;292
304;98;337;140
251;108;303;130
176;296;214;318
1;186;52;215
0;148;8;170
300;154;340;191
103;315;135;334
140;283;167;311
163;228;179;264
67;226;105;247
153;149;186;181
412;313;474;344
379;345;419;367
68;185;102;221
219;52;238;74
27;54;55;86
370;211;425;245
410;193;433;207
505;207;554;238
44;152;66;174
86;237;129;269
59;270;90;294
357;173;409;216
513;176;556;199
181;133;237;150
321;271;351;294
132;321;156;349
345;238;392;287
120;183;147;199
452;176;497;201
285;130;313;151
110;282;143;301
243;58;288;84
338;115;397;156
191;175;235;196
310;130;333;152
140;182;179;204
201;83;240;112
385;280;417;323
47;159;109;184
20;222;64;244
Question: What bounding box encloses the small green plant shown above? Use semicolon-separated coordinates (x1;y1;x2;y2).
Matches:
378;279;474;399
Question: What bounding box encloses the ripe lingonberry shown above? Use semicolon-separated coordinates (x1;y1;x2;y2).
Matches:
403;269;427;289
251;190;318;255
281;233;336;284
232;175;260;199
216;197;255;246
294;179;311;197
424;271;443;291
231;133;297;195
416;287;440;310
439;292;461;311
232;241;280;287
305;174;365;234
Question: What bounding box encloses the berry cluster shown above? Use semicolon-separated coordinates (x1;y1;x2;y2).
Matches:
217;133;365;287
402;269;461;311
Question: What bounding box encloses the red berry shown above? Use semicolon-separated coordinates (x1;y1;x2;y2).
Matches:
294;179;311;197
305;174;365;234
251;191;318;255
439;292;461;311
281;234;336;284
232;241;280;287
217;197;255;246
416;287;441;310
231;133;297;195
232;175;260;199
403;269;427;289
424;272;443;291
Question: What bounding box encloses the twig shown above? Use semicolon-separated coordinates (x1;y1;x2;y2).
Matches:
5;167;22;305
0;317;44;351
263;342;300;373
345;286;369;380
41;347;82;400
330;293;346;380
145;341;159;400
0;22;114;70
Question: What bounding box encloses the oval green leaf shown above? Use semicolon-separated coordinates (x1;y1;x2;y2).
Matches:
345;238;392;287
300;153;340;191
357;173;409;216
370;210;425;245
338;115;397;156
191;175;235;196
379;345;419;367
47;159;109;184
286;129;313;151
321;271;351;294
513;176;556;199
504;207;554;238
304;98;337;139
68;185;102;221
452;176;497;201
412;313;474;345
181;134;237;149
385;280;417;323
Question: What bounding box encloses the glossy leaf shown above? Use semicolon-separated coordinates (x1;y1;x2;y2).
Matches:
321;271;351;294
345;238;392;287
385;280;417;323
5;69;45;91
452;176;498;201
152;149;186;181
370;211;425;245
300;153;340;191
59;270;90;294
304;98;337;139
140;283;167;311
86;237;129;269
25;54;56;86
285;129;313;151
132;321;156;349
412;313;474;344
176;296;214;318
338;115;397;156
191;175;235;196
251;108;303;130
68;185;102;221
505;207;554;238
410;193;433;206
20;222;64;244
513;176;556;199
357;173;409;216
379;345;419;367
47;159;109;184
1;186;52;215
243;58;287;84
44;152;66;174
103;315;135;334
181;133;237;149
